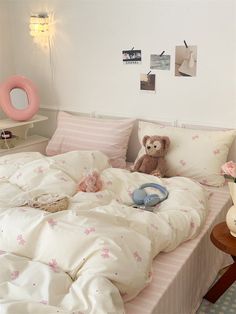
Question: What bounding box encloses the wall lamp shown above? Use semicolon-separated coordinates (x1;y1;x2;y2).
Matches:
29;13;51;48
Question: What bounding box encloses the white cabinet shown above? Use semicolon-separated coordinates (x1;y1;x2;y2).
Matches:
0;114;49;156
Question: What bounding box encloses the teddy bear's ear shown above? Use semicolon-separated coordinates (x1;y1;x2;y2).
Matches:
142;135;150;146
161;136;170;154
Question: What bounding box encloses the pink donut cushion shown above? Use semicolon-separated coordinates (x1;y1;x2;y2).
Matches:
0;75;39;121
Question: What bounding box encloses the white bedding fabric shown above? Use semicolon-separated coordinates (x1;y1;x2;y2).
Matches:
0;151;208;314
125;184;233;314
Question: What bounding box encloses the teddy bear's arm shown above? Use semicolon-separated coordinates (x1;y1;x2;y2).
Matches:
151;157;167;177
132;155;145;172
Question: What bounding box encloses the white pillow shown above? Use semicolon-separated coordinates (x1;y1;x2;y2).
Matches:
137;121;236;186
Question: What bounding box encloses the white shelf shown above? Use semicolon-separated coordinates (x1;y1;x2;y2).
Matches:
0;114;48;129
0;115;49;156
0;114;48;140
0;135;49;156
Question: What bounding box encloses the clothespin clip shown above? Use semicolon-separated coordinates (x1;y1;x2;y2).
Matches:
131;47;134;50
147;71;151;75
184;40;188;48
160;51;165;56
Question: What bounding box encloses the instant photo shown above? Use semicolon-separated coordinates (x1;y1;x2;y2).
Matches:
175;45;197;77
122;49;142;64
140;73;156;92
150;54;170;70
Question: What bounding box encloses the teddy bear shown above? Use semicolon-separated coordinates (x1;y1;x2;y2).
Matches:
132;135;170;177
78;170;103;193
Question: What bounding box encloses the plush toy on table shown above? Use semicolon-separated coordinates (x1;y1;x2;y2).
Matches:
132;135;170;177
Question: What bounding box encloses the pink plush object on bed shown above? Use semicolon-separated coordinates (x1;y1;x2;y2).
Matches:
46;111;134;168
78;170;102;193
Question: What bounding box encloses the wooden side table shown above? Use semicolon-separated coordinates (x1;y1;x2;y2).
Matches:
204;221;236;303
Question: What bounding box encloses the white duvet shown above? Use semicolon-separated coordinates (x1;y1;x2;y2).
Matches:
0;151;208;314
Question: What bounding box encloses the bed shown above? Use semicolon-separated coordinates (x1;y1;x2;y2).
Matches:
125;120;236;314
125;184;232;314
0;111;235;314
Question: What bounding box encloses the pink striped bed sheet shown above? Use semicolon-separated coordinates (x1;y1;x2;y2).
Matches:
125;184;232;314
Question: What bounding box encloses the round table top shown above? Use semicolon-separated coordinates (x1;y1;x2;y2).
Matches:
211;222;236;256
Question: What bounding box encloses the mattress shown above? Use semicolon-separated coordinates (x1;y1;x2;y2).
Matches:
125;184;233;314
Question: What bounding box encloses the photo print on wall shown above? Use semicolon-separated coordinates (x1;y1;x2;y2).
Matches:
175;45;197;77
150;54;170;70
140;73;156;92
122;49;142;64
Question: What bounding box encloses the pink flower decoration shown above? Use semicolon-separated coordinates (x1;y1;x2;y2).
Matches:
96;194;103;199
101;247;110;259
221;161;236;180
48;259;59;273
59;176;68;182
154;203;161;209
148;271;153;278
127;188;133;197
180;160;186;166
47;218;57;228
208;192;214;199
213;149;220;155
84;227;95;235
133;251;142;262
34;166;45;174
11;270;19;280
150;223;158;230
16;172;22;179
120;292;128;298
17;234;26;245
201;179;208;185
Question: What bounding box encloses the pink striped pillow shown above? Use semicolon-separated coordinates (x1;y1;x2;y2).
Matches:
46;112;135;168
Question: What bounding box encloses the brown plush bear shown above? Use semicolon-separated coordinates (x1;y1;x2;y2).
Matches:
133;135;170;177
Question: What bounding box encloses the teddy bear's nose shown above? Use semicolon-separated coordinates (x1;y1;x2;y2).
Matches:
147;146;151;149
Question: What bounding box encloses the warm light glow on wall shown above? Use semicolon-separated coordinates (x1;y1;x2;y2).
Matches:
29;13;51;49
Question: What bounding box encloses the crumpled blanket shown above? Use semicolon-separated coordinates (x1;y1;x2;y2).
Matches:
0;150;208;314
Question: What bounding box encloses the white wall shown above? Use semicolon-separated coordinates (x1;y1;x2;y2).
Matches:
0;2;15;82
0;1;17;119
5;0;236;127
